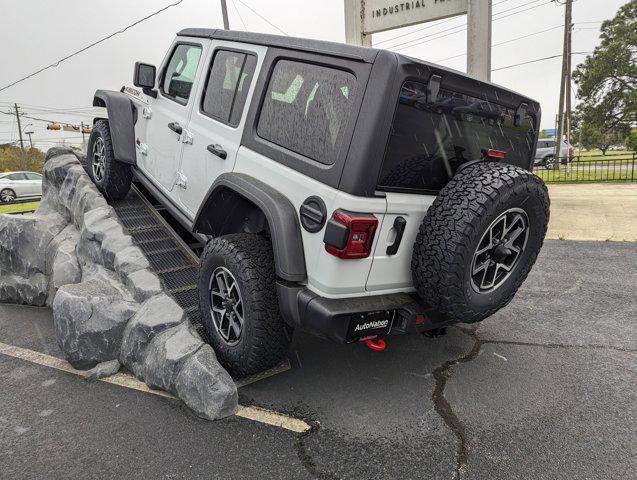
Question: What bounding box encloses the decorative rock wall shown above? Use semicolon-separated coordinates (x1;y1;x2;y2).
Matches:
0;149;237;420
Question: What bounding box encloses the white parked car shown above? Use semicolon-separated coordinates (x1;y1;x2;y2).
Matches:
0;171;43;203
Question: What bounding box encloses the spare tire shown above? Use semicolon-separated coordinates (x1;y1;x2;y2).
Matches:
412;162;550;324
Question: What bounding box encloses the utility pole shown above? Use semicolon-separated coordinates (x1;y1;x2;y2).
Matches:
554;0;573;170
14;103;24;150
220;0;230;30
565;5;573;146
14;103;26;170
81;121;87;152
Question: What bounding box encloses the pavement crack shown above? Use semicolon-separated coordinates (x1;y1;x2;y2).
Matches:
455;328;635;353
432;328;482;480
294;428;339;480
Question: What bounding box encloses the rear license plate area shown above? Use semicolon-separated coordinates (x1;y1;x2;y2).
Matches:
346;310;393;342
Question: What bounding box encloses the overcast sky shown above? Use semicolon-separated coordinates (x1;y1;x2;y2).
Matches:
0;0;628;150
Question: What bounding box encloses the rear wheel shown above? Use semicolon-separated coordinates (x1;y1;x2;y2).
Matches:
198;234;291;378
412;162;549;324
86;120;132;200
0;189;16;203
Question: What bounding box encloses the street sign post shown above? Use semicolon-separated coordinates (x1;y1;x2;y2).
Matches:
344;0;492;81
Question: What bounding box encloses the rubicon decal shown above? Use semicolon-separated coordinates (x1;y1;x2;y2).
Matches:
354;319;390;332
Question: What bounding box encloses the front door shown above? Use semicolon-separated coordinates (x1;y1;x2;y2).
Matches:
143;40;207;197
178;44;263;217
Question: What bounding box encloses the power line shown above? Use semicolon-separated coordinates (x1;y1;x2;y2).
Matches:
0;0;185;94
491;51;591;72
234;0;288;36
230;0;248;31
434;22;598;63
374;0;518;46
388;0;554;52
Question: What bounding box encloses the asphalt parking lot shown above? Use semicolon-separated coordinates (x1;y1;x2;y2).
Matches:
1;239;635;479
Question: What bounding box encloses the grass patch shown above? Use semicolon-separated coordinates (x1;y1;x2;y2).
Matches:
0;201;40;215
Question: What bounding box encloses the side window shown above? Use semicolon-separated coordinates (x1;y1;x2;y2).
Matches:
161;43;203;104
201;49;257;126
25;173;42;180
7;173;27;181
257;60;356;165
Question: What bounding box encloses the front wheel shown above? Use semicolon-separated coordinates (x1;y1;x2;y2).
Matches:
86;120;132;201
0;189;16;203
198;234;292;378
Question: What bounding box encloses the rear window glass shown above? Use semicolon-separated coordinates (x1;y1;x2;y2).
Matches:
379;81;536;193
257;60;356;165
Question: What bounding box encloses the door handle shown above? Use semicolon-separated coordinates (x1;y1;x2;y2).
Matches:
207;144;227;160
386;216;407;255
168;122;183;135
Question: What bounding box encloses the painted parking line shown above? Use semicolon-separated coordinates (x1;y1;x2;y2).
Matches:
0;341;310;434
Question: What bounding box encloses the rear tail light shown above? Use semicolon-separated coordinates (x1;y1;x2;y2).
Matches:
486;149;506;159
568;147;573;157
324;210;378;259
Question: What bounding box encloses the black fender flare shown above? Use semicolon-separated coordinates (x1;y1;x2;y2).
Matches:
92;89;137;165
193;173;307;283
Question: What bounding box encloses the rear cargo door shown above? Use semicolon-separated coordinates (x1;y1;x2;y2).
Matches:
366;77;538;292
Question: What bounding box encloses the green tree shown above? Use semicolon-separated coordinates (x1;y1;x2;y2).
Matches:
0;146;45;172
627;130;637;151
573;1;636;147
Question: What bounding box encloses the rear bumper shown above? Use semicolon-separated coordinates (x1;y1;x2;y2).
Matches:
277;283;455;344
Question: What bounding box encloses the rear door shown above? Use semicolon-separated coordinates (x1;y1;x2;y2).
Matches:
142;39;208;197
178;42;264;217
367;79;538;292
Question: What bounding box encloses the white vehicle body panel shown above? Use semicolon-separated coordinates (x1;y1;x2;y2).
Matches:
178;41;268;217
137;37;211;200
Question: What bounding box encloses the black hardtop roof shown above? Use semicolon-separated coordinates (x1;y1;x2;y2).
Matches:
178;28;380;63
177;28;539;107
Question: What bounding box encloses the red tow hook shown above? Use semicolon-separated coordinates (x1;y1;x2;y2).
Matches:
364;338;387;352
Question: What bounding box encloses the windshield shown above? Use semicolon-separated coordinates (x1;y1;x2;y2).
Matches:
379;81;537;193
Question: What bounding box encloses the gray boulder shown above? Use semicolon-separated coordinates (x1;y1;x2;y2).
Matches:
0;211;67;277
175;346;238;420
143;322;204;391
114;245;150;282
126;269;163;303
0;273;48;306
101;231;134;270
85;359;121;381
43;154;78;193
53;280;138;369
46;225;82;303
119;294;185;378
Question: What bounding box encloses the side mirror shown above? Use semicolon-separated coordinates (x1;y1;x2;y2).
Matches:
133;62;156;89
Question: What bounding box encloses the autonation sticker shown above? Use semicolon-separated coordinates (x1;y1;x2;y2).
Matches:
363;0;468;34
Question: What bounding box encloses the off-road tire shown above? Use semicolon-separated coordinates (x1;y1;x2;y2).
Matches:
412;162;549;324
0;189;16;203
198;233;291;378
86;120;132;201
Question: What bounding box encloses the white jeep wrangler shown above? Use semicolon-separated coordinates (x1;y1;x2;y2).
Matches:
88;29;549;377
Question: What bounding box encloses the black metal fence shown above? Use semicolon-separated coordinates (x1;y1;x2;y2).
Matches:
533;152;636;183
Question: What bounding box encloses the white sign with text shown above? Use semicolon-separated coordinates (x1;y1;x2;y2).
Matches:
362;0;468;34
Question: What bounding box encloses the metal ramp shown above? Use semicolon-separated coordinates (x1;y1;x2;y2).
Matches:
110;184;208;340
109;182;291;384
